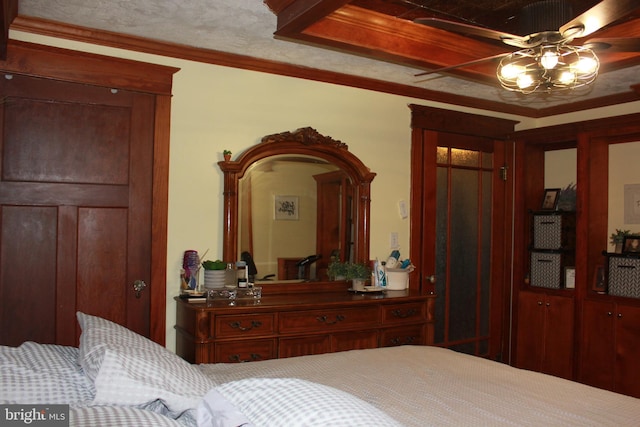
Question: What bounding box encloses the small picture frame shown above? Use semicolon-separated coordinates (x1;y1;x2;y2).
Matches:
592;265;606;293
622;235;640;253
564;266;575;289
274;195;299;220
541;188;561;210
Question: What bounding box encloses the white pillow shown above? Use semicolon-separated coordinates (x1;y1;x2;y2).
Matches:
0;342;94;405
76;312;214;416
211;378;404;427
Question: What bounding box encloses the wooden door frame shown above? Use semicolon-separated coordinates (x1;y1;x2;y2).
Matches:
0;40;178;345
409;104;517;360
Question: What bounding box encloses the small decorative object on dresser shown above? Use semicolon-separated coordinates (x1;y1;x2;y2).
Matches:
223;149;232;161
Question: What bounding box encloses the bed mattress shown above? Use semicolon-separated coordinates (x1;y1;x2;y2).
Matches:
198;345;640;426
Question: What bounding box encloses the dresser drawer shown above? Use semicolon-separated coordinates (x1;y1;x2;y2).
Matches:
214;313;275;338
380;325;425;347
214;339;277;363
279;306;379;334
381;302;425;325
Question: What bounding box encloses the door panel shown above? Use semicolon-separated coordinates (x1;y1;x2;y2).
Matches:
0;74;153;346
412;127;510;359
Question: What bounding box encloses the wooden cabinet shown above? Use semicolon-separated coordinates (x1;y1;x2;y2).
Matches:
579;299;640;398
515;290;574;379
175;291;435;364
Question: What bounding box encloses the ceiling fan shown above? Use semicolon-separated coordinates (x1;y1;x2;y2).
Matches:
413;0;640;93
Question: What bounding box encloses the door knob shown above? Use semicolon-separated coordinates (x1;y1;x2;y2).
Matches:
425;275;436;284
133;280;147;298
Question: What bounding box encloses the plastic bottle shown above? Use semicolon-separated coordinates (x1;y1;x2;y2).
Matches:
236;261;248;288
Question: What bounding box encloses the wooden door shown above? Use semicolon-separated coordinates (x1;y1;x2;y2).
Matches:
315;170;353;279
411;129;512;359
0;74;154;346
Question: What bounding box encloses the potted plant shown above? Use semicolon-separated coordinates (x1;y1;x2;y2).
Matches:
202;259;228;289
223;150;232;161
610;229;632;253
328;261;370;288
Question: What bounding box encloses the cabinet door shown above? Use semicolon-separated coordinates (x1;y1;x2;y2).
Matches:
615;304;640;398
515;291;574;378
515;291;546;371
579;299;615;390
542;294;574;379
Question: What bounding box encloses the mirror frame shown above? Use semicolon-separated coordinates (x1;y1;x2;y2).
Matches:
219;127;376;284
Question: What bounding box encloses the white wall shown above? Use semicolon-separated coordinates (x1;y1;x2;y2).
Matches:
11;29;637;350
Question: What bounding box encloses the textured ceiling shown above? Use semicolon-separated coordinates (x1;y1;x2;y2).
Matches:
15;0;640;114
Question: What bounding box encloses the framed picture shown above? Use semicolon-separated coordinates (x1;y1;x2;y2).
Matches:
274;195;299;220
622;235;640;253
564;266;575;289
541;188;561;210
592;265;606;293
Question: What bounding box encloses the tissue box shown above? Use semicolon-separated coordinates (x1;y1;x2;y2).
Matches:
386;268;409;290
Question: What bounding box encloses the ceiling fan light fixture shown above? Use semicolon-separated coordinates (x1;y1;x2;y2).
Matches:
497;44;599;94
540;49;559;69
516;73;535;90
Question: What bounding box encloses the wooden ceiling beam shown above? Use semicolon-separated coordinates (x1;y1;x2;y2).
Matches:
273;0;351;36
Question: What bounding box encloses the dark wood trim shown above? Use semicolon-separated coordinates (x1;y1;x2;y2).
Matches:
1;39;177;95
14;15;638;118
410;104;520;138
150;94;172;346
0;0;17;60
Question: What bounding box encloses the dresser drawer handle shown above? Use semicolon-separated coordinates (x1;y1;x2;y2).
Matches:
616;264;636;269
229;320;262;331
391;308;418;318
390;336;417;345
316;314;345;325
229;353;262;363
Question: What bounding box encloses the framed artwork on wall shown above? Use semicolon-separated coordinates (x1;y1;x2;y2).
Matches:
274;195;299;220
541;188;561;210
623;235;640;253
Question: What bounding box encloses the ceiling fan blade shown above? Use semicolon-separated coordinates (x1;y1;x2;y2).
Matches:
584;37;640;52
414;18;529;47
414;52;510;79
560;0;640;39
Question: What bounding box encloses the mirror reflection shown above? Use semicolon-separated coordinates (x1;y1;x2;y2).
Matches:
238;155;353;282
219;127;375;287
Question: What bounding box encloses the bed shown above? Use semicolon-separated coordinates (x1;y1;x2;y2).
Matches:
2;312;639;426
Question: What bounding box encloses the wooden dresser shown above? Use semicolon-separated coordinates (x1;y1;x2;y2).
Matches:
175;290;435;364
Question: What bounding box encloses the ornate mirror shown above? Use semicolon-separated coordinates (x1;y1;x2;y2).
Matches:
219;127;375;286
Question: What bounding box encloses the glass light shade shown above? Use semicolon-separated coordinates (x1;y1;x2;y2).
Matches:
497;44;599;94
540;50;558;69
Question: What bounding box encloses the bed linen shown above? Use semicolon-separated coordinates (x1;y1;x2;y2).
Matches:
198;345;640;427
3;312;640;426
